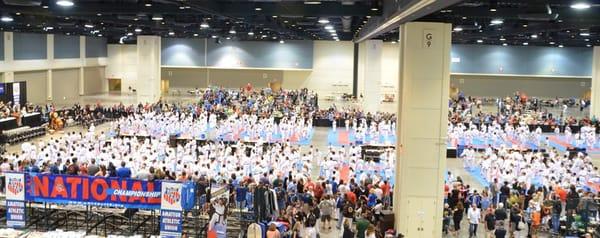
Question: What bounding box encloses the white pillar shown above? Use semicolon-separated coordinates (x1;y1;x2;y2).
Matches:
79;36;85;95
394;22;451;238
136;36;161;103
591;47;600;119
3;32;14;82
47;69;53;101
360;40;382;111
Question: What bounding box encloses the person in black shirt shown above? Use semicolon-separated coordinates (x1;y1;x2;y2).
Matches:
453;202;464;236
484;207;496;237
494;221;507;238
500;182;510;205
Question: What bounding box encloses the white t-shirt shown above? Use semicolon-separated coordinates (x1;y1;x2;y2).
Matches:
467;207;481;224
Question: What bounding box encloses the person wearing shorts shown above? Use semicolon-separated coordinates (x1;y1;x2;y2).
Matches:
319;195;335;230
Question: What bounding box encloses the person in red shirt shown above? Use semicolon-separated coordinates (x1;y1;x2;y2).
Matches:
381;181;391;196
313;182;324;201
305;178;315;193
345;191;357;205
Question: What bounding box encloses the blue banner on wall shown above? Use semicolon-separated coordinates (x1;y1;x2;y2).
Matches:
26;174;162;209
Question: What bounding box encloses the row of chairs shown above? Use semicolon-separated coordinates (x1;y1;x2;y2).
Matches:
1;126;46;144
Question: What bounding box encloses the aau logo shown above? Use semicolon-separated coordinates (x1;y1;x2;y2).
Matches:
7;178;23;195
163;187;181;205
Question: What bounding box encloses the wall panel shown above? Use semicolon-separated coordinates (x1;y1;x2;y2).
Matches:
84;66;106;95
14;70;46;103
54;35;80;59
86;37;108;57
451;74;590;98
451;44;592;76
206;40;313;69
52;68;79;103
208;69;283;88
161;38;206;66
14;33;47;60
161;68;208;90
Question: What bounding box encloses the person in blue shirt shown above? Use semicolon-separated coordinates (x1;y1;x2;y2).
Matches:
116;161;131;178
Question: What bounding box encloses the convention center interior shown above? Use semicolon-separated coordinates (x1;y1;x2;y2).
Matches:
2;0;600;238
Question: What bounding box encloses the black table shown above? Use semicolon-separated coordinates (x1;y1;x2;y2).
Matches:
22;112;42;127
0;117;17;132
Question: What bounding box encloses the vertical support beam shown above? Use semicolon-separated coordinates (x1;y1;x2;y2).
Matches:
3;32;14;83
79;36;86;95
352;43;359;97
136;36;161;103
47;34;54;101
591;47;600;119
394;22;451;237
361;40;382;111
47;69;53;101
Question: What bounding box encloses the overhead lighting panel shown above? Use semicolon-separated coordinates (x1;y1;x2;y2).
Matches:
490;19;503;25
200;22;209;28
56;0;74;7
1;16;14;22
318;18;329;24
304;1;321;5
151;14;163;21
571;2;591;9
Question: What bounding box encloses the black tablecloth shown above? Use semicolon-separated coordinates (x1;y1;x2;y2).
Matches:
0;118;17;132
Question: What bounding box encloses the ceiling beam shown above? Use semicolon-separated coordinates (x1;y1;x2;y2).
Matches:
354;0;463;42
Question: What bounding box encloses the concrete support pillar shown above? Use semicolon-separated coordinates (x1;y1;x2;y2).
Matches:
3;32;14;83
360;40;382;111
79;36;86;95
136;36;161;103
394;22;451;238
47;69;52;101
590;47;600;119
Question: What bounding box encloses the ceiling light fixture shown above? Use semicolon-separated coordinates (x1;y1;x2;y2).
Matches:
490;19;503;25
255;7;262;11
0;16;14;22
391;41;397;44
371;8;378;11
279;40;285;44
168;31;175;36
97;34;102;37
549;41;555;45
211;35;218;38
500;37;506;41
42;5;48;8
145;3;152;7
135;28;142;33
477;39;483;43
453;27;463;32
324;25;334;30
84;24;94;28
558;44;564;47
571;2;591;9
523;42;529;45
127;32;133;36
193;33;198;37
45;26;54;30
56;0;74;7
229;28;236;34
226;37;231;40
151;14;163;21
248;31;254;36
587;44;592;47
304;1;321;4
200;22;209;28
502;43;508;46
318;18;329;24
580;32;591;36
531;34;538;38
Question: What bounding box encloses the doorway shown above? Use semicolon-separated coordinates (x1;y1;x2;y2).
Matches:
108;78;121;92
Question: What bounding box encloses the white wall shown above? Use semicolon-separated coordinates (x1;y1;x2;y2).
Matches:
381;43;399;99
106;44;137;93
282;41;354;97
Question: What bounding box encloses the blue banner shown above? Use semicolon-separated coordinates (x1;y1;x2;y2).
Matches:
159;209;183;238
26;173;162;209
6;200;26;228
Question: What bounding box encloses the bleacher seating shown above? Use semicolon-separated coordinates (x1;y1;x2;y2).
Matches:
1;126;46;144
